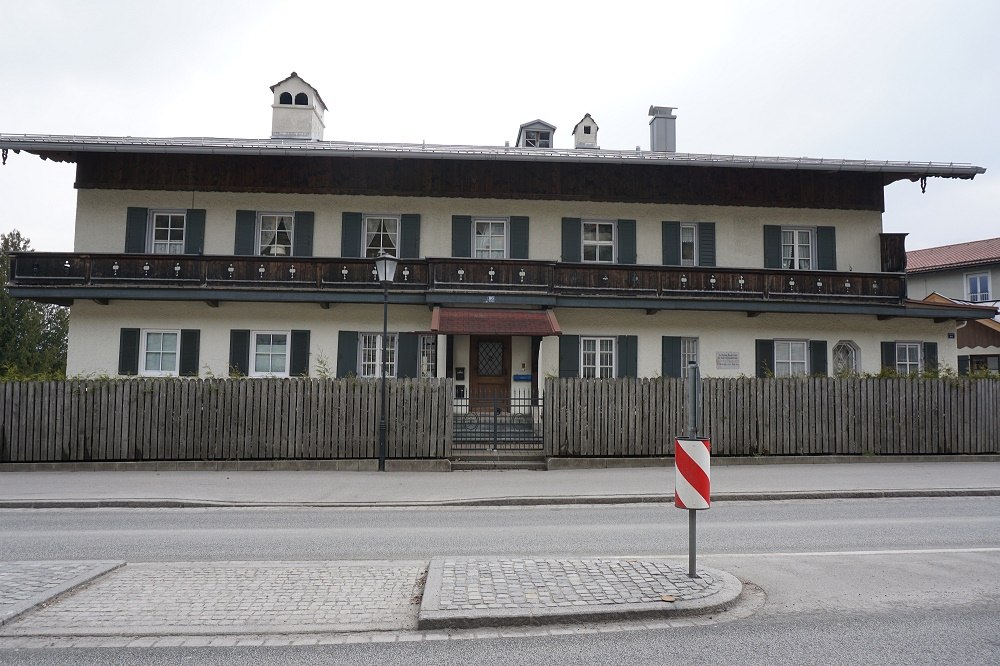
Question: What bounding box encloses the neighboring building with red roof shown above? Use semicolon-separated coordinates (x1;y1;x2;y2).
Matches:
908;237;1000;305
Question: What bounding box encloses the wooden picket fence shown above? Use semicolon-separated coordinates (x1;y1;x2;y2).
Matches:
0;378;452;463
544;377;1000;457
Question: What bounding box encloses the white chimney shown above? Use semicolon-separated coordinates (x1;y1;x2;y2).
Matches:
270;72;327;141
649;106;676;152
572;113;599;149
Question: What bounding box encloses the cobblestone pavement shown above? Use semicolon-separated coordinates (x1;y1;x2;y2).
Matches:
419;557;742;628
0;561;123;626
2;561;425;636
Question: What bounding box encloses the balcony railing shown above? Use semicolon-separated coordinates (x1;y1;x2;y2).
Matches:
8;253;906;304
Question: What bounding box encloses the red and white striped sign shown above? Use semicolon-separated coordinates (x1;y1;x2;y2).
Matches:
675;438;711;510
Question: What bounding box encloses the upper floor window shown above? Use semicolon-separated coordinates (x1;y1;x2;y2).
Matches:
475;218;507;259
365;215;399;258
895;342;921;375
252;331;289;377
523;130;551;148
581;336;616;378
774;339;808;377
150;212;185;254
258;213;294;256
359;332;397;378
967;272;991;302
833;340;860;376
782;228;813;270
582;221;615;263
680;224;697;267
142;330;179;376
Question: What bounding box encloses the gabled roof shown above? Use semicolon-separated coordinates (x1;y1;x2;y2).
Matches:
907;237;1000;273
572;113;598;133
269;71;327;111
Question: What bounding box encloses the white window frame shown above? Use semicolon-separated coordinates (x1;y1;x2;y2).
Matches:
774;339;808;377
364;214;400;259
251;330;290;377
581;336;616;378
781;227;814;270
149;211;186;255
832;340;860;376
140;329;180;377
419;334;437;379
524;129;551;148
257;212;294;257
474;218;508;259
680;224;697;267
895;342;921;375
966;272;991;302
582;220;616;263
359;332;398;379
681;337;699;379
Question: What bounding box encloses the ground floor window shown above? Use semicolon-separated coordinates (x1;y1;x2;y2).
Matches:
581;336;616;378
142;330;179;376
970;354;999;373
252;331;289;376
895;342;921;375
360;333;397;378
681;337;699;378
832;340;860;375
774;340;808;377
419;335;438;378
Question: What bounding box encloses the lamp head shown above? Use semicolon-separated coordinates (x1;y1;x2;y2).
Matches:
375;251;398;283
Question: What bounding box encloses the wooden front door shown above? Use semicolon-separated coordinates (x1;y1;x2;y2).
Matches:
469;336;511;410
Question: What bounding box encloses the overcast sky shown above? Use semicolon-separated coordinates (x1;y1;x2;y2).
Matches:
1;0;996;252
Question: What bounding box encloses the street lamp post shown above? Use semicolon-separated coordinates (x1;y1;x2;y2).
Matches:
375;251;398;472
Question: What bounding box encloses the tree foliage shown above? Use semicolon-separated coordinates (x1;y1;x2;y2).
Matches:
0;230;69;378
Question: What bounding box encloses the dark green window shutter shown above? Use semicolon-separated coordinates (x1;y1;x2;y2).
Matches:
342;212;363;257
817;226;837;270
881;342;895;371
809;340;828;377
763;225;782;269
125;207;148;253
337;330;359;377
755;339;775;378
559;335;580;378
698;222;716;267
400;214;421;258
118;328;140;376
561;218;581;262
184;209;206;255
617;219;637;265
958;355;970;375
397;333;419;378
179;329;200;377
451;216;472;257
662;336;682;378
617;335;638;378
289;330;311;377
229;330;250;377
292;212;314;257
662;221;680;265
234;211;257;256
922;342;938;372
510;216;529;259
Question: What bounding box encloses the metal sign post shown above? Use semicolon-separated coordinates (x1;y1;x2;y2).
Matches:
675;362;711;578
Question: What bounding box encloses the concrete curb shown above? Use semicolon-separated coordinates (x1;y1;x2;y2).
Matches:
0;561;125;628
0;487;996;510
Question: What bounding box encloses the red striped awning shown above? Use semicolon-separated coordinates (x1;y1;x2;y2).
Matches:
430;307;562;336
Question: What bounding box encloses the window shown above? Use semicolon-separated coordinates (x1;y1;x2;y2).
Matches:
832;340;860;376
150;212;185;254
142;330;179;376
252;331;289;376
582;221;615;263
258;213;294;256
680;337;699;378
359;333;397;378
774;340;808;377
279;92;292;104
294;92;308;105
781;228;813;270
581;337;616;378
971;355;1000;373
967;273;991;302
680;224;697;267
895;342;921;375
419;335;438;378
524;130;551;148
365;215;399;258
474;219;507;259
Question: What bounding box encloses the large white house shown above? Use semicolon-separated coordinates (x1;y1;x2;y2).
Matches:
2;73;994;398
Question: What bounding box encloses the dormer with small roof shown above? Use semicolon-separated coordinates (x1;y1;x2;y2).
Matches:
516;120;556;148
270;72;327;141
572;113;599;149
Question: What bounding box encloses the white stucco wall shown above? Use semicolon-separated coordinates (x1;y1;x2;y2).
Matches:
73;190;885;272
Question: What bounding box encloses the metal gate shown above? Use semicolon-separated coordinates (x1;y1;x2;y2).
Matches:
452;388;543;451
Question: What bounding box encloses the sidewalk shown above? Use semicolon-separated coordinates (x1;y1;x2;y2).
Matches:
0;459;998;508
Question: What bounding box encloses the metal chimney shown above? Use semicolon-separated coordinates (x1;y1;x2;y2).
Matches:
649;106;677;152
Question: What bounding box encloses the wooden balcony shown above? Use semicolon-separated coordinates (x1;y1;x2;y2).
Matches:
8;253;907;307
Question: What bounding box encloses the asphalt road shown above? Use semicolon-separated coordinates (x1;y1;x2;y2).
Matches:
1;497;998;664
